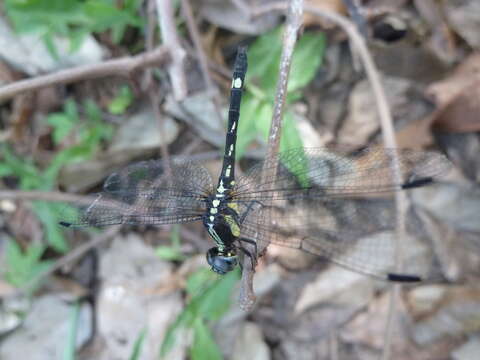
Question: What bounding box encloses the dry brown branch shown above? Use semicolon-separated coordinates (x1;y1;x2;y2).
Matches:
254;4;408;354
146;0;172;179
0;190;97;203
239;0;304;311
156;0;188;100
0;46;170;103
181;0;225;129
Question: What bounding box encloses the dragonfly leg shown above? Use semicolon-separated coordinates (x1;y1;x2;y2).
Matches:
238;237;258;270
238;200;266;224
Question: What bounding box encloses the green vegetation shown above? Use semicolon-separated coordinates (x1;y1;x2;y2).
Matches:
4;0;143;57
1;4;326;357
3;238;52;290
129;328;147;360
63;301;81;360
160;268;240;359
236;26;326;158
156;225;187;262
108;85;134;115
1;99;112;254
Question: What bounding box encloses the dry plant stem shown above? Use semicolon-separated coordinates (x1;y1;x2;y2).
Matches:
0;190;99;204
0;47;170;103
156;0;188;101
342;0;368;36
181;0;225;130
146;0;172;179
255;3;407;356
239;0;304;311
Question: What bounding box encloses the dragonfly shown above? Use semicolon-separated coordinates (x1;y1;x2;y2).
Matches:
60;47;452;282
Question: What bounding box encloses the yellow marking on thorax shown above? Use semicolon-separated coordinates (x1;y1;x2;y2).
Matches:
227;202;239;213
224;215;240;237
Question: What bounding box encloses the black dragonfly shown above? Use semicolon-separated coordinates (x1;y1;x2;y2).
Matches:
60;47;451;282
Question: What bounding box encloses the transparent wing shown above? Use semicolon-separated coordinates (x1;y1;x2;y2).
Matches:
231;147;451;281
232;147;451;201
59;160;214;227
237;196;439;281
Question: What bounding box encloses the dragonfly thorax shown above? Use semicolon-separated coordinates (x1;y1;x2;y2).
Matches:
203;195;241;273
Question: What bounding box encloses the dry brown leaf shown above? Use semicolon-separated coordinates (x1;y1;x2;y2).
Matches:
433;80;480;133
427;53;480;106
395;115;436;149
426;53;480;132
304;0;346;27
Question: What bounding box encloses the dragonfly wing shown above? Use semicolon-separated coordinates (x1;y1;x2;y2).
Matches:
59;160;213;227
233;147;452;201
237;196;440;282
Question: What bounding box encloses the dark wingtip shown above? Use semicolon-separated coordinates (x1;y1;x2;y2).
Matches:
401;176;434;189
387;273;422;283
59;221;72;228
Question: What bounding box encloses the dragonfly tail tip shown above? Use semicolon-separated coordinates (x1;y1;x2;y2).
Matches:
387;273;422;283
59;221;72;228
401;176;434;189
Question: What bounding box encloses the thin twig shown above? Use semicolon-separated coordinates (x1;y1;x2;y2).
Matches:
0;190;97;203
254;4;408;355
146;0;172;179
0;47;170;103
342;0;368;37
156;0;188;100
181;0;225;130
238;0;304;311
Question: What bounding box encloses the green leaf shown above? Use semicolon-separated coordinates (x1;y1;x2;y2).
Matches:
4;239;52;289
4;0;142;52
238;27;325;156
246;27;283;95
0;163;14;177
108;85;133;115
32;201;69;252
185;268;217;297
1;145;42;189
156;225;186;261
280;111;303;152
155;246;186;261
288;32;326;92
47;99;78;145
159;311;192;358
236;92;262;158
160;269;239;358
43;32;60;60
63;301;80;360
68;28;88;53
188;268;239;321
84;1;141;34
280;111;309;187
129;328;147;360
190;318;223;360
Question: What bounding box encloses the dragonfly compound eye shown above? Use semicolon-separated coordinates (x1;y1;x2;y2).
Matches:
206;247;238;274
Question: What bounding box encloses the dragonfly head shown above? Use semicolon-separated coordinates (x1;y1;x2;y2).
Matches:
206;247;237;274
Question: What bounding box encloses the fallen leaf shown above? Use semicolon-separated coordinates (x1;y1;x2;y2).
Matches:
304;0;346;27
